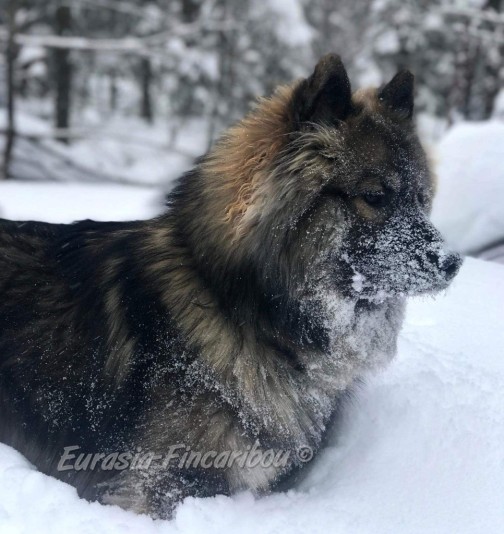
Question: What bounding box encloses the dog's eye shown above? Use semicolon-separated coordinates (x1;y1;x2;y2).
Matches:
361;191;390;208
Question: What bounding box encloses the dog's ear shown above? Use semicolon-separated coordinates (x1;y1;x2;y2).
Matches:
292;53;352;127
378;70;414;119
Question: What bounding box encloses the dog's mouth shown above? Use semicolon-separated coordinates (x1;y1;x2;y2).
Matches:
336;252;463;303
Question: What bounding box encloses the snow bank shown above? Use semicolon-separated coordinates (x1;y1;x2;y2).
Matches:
431;121;504;255
0;184;503;533
0;182;163;223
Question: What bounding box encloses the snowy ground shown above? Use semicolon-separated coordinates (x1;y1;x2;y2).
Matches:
0;180;503;533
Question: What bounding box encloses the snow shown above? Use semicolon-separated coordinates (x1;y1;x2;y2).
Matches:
0;182;503;533
0;108;203;186
431;121;504;255
375;32;400;55
0;182;163;223
265;0;314;47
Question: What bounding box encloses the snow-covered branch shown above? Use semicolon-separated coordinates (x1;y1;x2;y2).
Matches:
75;0;156;20
0;31;152;54
440;6;504;26
0;128;195;158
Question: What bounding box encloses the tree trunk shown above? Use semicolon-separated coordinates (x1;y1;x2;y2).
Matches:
448;21;473;123
53;4;72;142
109;69;118;112
461;41;479;120
181;0;200;23
2;0;18;179
482;0;503;118
140;57;153;123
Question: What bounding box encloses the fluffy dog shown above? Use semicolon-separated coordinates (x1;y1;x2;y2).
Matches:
0;54;461;517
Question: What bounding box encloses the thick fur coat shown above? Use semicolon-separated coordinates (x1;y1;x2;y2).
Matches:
0;54;460;517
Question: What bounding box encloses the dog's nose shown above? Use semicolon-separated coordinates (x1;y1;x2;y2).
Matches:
440;252;462;281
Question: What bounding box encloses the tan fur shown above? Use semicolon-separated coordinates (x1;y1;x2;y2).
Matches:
352;87;382;114
202;84;297;234
104;284;136;384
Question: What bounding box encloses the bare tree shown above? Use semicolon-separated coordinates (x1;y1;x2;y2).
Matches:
2;0;18;179
53;3;73;142
140;57;153;122
482;0;503;118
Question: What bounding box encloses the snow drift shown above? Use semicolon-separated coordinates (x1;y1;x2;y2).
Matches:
431;121;504;255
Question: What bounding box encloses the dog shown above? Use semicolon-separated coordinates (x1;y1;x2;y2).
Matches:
0;54;461;518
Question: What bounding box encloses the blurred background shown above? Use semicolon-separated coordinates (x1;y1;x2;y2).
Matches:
0;0;503;261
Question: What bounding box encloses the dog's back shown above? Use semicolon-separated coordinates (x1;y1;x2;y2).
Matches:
0;218;155;492
0;218;132;357
0;219;66;358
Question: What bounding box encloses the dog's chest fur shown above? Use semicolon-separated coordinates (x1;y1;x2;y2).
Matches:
164;295;406;493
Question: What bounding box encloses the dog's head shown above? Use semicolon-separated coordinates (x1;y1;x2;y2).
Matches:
285;54;462;301
183;54;461;316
